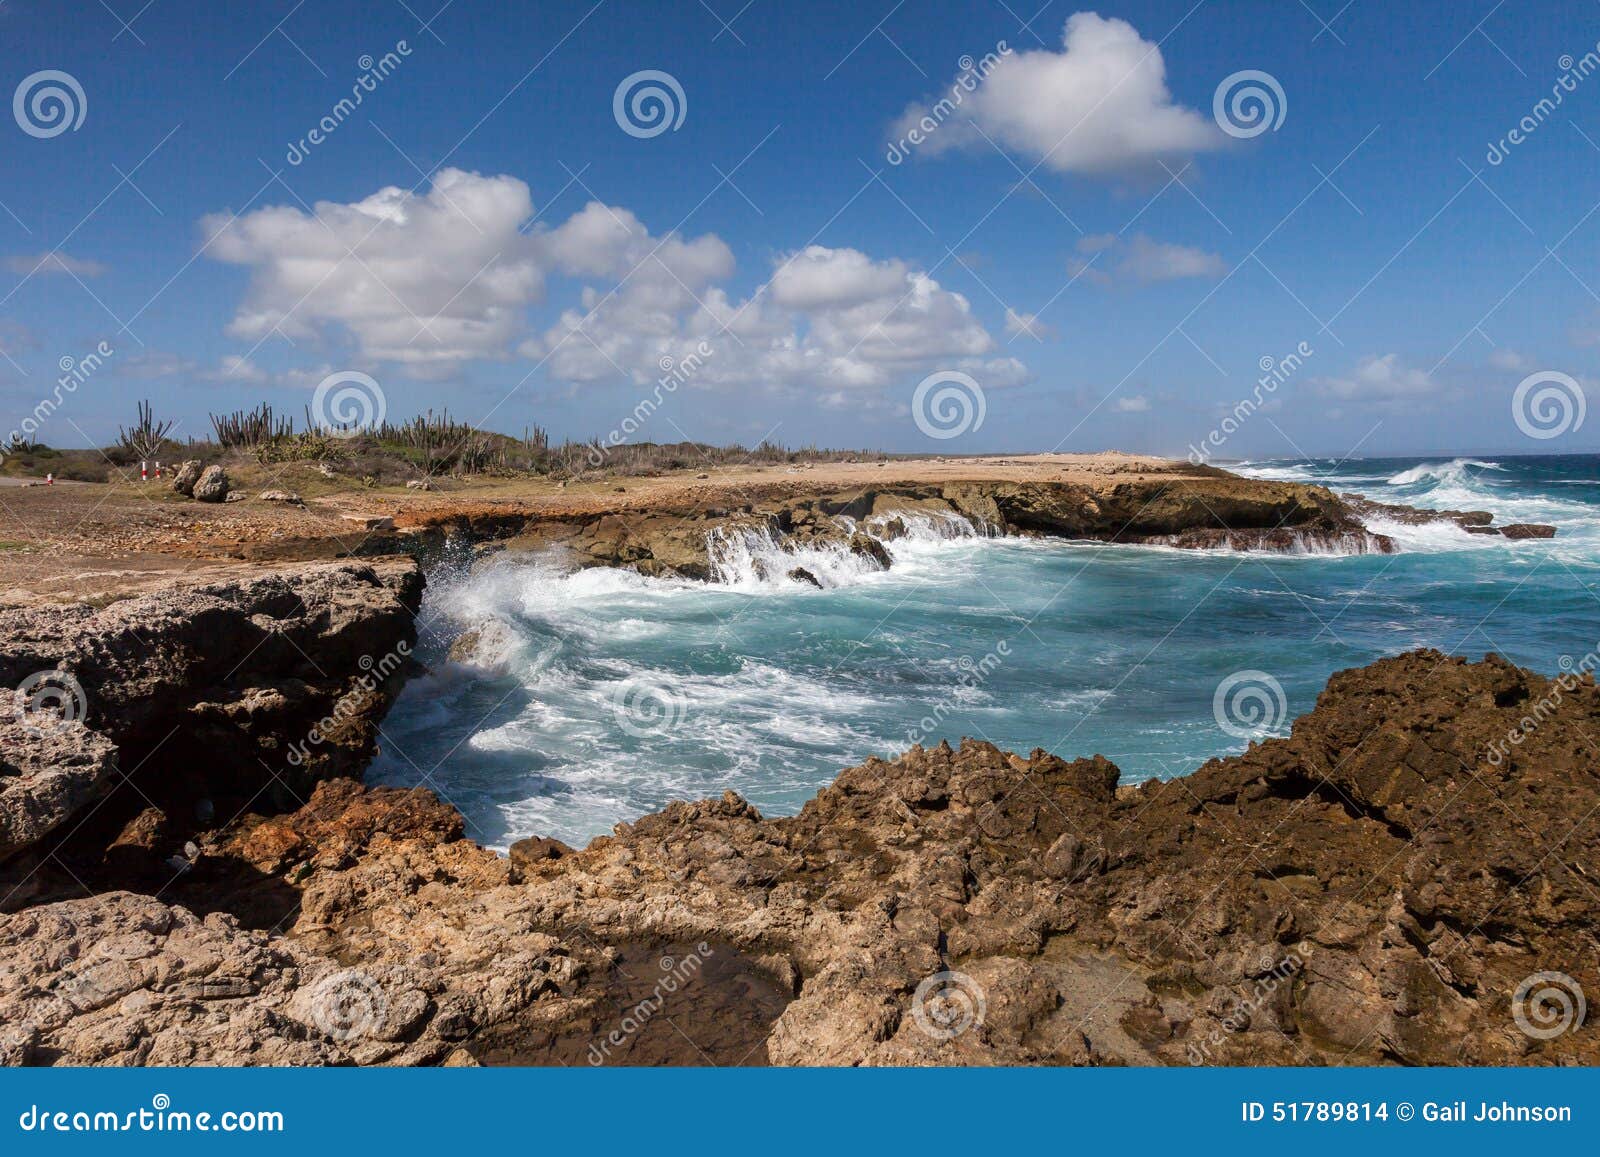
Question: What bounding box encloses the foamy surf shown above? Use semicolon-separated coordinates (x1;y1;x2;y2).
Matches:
370;454;1599;849
706;510;984;589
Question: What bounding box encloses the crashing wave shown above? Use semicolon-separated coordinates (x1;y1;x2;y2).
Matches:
1385;458;1503;486
707;511;982;589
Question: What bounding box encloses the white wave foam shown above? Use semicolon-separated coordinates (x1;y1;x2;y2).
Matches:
1385;457;1503;486
1361;516;1485;553
707;510;983;589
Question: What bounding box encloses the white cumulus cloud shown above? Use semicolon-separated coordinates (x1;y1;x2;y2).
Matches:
889;12;1221;176
1317;354;1441;405
1114;234;1227;282
204;170;1025;395
204;169;545;378
535;242;1024;392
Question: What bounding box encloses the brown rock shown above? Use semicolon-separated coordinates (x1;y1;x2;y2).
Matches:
192;465;230;503
171;460;202;496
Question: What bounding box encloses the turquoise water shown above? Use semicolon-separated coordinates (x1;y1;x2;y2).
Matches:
371;455;1600;849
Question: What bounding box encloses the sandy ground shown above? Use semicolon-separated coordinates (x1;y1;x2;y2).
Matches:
0;453;1191;606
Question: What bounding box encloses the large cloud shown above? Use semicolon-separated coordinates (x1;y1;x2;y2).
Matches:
205;170;1022;393
1316;355;1442;406
204;169;545;377
890;12;1221;176
535;242;1024;392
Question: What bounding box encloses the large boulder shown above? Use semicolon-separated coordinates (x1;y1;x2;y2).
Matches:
170;460;202;496
191;465;230;503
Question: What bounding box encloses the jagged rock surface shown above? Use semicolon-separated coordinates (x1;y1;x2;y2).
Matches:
192;465;230;503
485;475;1426;582
0;560;423;900
0;722;119;862
5;650;1593;1067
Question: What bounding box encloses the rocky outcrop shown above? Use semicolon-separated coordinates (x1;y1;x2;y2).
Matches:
0;722;119;863
0;888;495;1066
0;560;423;901
192;465;230;503
1341;492;1556;539
6;650;1593;1067
171;460;203;497
482;475;1435;583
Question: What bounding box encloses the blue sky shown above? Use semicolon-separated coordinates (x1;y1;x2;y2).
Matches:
3;0;1599;457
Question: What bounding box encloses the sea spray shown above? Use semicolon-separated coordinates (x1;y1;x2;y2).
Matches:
370;455;1598;849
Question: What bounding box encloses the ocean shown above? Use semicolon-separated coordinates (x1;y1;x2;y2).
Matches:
370;454;1600;849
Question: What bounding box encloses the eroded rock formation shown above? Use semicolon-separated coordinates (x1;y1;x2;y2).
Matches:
0;560;422;906
4;650;1594;1067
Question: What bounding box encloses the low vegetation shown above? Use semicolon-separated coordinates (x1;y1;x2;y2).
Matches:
0;400;892;487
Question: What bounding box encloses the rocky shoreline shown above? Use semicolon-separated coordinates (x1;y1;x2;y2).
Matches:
2;644;1596;1066
0;467;1588;1067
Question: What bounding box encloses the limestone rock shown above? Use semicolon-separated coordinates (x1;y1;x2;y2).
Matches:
191;465;229;503
171;460;202;496
0;722;119;862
